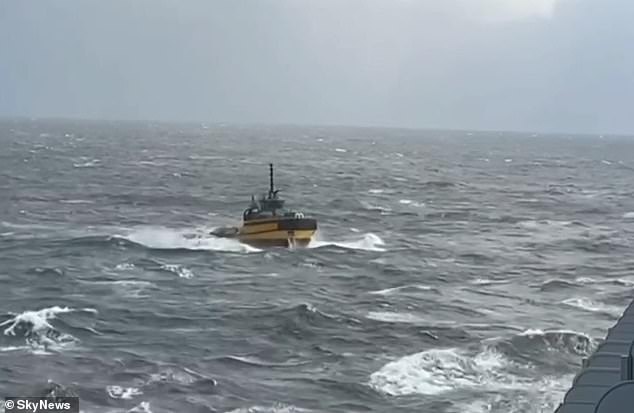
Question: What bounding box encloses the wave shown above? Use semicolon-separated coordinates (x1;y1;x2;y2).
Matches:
286;303;340;323
562;297;623;317
517;219;574;230
511;329;596;356
225;404;310;413
359;200;392;213
612;278;634;286
143;366;217;390
120;258;199;280
368;188;385;194
308;233;386;252
515;219;618;247
86;279;156;298
369;329;590;408
370;347;514;396
27;267;66;277
365;311;454;326
422;180;458;188
216;355;310;368
368;284;435;296
158;263;194;279
398;199;425;208
128;401;153;413
538;276;634;291
21;223;380;255
575;277;634;286
59;199;94;204
246;303;358;339
0;306;97;354
537;278;582;291
106;385;143;400
72;159;100;168
116;226;260;253
470;278;510;286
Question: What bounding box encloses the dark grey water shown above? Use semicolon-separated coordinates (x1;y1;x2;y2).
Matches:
2;119;634;413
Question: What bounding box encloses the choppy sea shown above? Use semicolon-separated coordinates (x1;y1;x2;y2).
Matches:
2;119;634;413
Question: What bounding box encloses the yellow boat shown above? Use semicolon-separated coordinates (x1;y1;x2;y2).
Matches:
211;164;317;247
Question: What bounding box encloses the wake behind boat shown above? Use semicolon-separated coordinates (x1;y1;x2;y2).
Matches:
210;164;317;247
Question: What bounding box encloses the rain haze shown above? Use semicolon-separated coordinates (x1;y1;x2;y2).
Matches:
1;0;633;134
4;2;634;413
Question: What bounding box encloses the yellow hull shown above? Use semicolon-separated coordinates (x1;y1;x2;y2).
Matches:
238;228;316;247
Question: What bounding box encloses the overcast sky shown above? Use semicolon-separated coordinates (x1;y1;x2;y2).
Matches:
1;0;632;134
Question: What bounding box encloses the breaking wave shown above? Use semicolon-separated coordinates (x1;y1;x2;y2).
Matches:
562;297;623;317
308;233;386;252
369;329;592;411
0;306;97;354
117;226;261;253
368;284;435;296
107;385;143;400
370;347;513;396
226;404;310;413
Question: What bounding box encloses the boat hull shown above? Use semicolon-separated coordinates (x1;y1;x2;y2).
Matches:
238;229;315;247
238;217;317;248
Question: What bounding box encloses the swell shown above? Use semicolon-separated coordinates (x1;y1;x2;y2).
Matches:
235;303;364;344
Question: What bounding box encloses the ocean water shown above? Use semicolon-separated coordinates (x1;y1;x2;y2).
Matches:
2;119;634;413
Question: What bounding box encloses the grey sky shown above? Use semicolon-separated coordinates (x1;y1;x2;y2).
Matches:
1;0;632;134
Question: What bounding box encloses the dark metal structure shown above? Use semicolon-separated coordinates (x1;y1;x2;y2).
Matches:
554;300;634;412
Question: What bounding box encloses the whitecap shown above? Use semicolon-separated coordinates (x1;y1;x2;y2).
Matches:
225;403;309;413
369;347;510;396
107;385;143;400
120;227;260;253
73;159;100;168
562;297;623;317
366;312;428;324
160;264;194;279
59;199;94;204
470;278;509;286
0;306;96;354
366;311;457;327
398;199;425;208
360;201;392;213
2;306;74;336
128;401;152;413
368;284;433;296
371;343;574;412
308;233;386;252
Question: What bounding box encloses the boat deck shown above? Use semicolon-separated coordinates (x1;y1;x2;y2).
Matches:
554;300;634;413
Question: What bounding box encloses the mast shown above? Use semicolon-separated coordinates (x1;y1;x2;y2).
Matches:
259;163;284;215
269;163;275;198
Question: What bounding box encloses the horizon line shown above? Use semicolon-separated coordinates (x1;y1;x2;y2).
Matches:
0;114;631;139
